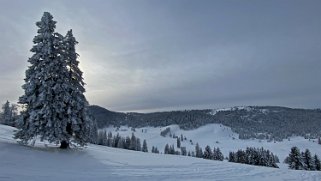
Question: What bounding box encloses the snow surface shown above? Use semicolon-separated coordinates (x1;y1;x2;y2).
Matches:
1;124;321;181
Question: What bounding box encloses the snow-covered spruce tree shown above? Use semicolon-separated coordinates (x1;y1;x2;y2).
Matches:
195;143;203;158
180;147;187;156
61;29;93;148
142;139;148;152
303;149;315;170
136;138;142;151
129;133;137;150
15;12;90;148
287;146;303;170
215;147;224;161
203;145;212;160
314;154;321;171
177;137;181;148
164;144;170;154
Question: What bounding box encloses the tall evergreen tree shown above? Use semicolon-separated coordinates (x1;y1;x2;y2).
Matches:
62;29;91;147
14;12;90;148
15;12;69;147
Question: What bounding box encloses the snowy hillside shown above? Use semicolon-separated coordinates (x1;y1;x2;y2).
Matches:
103;124;321;163
1;124;321;181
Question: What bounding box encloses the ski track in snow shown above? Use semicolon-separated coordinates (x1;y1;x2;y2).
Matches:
1;124;321;181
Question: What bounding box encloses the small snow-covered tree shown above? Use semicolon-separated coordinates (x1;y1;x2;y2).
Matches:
214;147;224;161
107;132;113;147
124;136;131;149
229;152;236;162
203;145;212;159
112;133;121;147
136;138;142;151
177;137;181;148
314;154;321;171
1;101;17;126
303;149;314;170
287;147;303;170
195;143;203;158
154;146;159;154
117;138;124;148
129;133;137;150
142;139;148;152
164;144;170;154
181;147;187;156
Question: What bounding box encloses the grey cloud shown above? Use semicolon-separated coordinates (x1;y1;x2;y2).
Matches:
0;0;320;112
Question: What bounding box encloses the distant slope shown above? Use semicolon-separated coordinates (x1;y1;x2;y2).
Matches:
88;105;321;140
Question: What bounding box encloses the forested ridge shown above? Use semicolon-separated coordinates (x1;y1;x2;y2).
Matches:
89;105;321;140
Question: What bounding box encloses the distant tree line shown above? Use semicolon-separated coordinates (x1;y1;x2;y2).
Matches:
228;147;279;168
89;105;321;141
284;147;321;171
163;142;224;162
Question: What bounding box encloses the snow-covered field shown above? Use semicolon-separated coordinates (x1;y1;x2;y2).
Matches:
104;124;321;163
1;124;321;181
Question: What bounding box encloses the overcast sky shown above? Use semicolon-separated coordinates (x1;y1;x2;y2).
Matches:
0;0;320;112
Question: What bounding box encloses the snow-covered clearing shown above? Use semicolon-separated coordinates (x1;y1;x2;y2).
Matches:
1;124;321;181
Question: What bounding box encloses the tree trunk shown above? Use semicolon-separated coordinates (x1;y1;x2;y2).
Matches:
60;140;69;149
